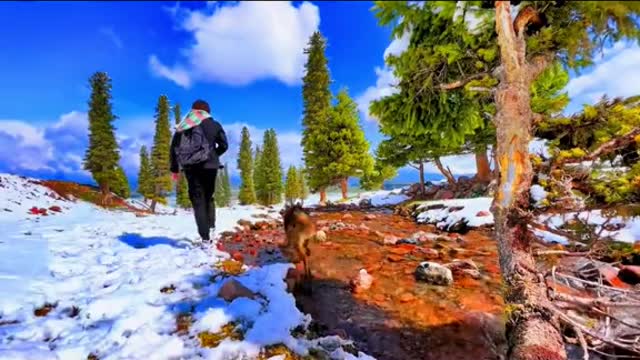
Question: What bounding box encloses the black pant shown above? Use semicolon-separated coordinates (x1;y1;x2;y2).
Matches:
184;168;217;240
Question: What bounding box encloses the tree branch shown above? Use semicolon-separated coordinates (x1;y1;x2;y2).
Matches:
528;54;555;81
439;72;489;90
563;128;640;164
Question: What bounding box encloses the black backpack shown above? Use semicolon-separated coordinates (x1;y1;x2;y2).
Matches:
175;124;211;168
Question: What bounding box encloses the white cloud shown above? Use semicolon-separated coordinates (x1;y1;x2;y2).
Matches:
99;27;123;49
150;1;320;87
149;55;192;88
565;42;640;113
356;31;409;122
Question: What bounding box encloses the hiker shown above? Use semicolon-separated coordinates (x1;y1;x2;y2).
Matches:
170;100;228;242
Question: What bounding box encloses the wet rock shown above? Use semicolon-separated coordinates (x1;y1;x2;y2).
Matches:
218;279;255;302
448;206;465;213
358;224;370;231
445;220;469;234
415;262;453;286
619;265;640;285
351;269;373;293
343;213;353;220
315;230;327;242
364;214;377;221
359;198;372;209
476;211;490;217
383;235;399;245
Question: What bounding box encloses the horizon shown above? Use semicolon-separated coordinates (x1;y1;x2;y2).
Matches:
0;1;637;188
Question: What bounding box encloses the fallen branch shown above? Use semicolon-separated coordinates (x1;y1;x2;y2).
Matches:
551;292;640;309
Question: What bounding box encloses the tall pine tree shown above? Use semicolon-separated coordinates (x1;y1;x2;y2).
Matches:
137;145;153;201
237;127;256;204
112;165;131;199
256;129;283;206
284;165;300;206
327;88;373;199
301;31;333;205
214;164;232;207
149;95;172;212
222;165;232;206
297;166;308;205
83;71;120;204
173;103;190;209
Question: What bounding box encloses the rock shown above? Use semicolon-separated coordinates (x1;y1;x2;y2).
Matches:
415;262;453;286
218;279;255;302
461;269;482;279
618;265;640;285
448;206;465;213
424;186;439;197
231;252;244;263
419;248;440;260
342;213;353;220
383;235;399;245
351;269;373;293
358;224;370;231
445;259;479;272
422;203;446;211
358;198;372;209
364;214;377;221
48;206;62;213
387;254;405;263
411;231;438;243
462;312;505;347
398;293;417;303
237;219;252;228
315;230;327;242
445;220;469;234
434;190;455;200
397;238;418;245
476;211;491;217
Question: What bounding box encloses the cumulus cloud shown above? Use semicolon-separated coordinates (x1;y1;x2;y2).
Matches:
355;31;409;122
150;1;320;87
565;42;640;113
99;27;123;49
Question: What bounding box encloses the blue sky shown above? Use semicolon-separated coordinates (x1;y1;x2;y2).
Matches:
0;1;638;187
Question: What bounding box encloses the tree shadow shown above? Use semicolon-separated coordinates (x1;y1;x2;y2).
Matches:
117;233;192;249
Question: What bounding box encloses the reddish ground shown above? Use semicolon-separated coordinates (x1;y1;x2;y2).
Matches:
218;209;506;360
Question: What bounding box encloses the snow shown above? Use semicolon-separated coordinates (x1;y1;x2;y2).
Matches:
346;189;410;207
416;197;494;229
540;210;640;244
530;185;547;206
0;174;372;359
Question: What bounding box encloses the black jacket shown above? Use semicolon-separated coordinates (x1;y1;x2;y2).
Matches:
170;117;228;173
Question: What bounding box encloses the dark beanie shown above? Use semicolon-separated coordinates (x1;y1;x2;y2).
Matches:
192;99;210;113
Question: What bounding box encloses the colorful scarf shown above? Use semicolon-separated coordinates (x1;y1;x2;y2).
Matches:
175;109;211;132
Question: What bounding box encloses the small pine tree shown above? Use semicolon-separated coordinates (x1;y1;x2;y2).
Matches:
257;129;283;206
83;71;121;203
149;95;172;212
214;168;225;207
237;127;256;205
297;166;308;205
137;146;153;200
112;165;131;199
284;165;300;205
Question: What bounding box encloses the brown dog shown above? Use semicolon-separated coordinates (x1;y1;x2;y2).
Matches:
280;204;316;294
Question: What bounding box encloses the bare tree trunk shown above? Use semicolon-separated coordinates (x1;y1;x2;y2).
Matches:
475;145;492;183
319;188;327;206
100;182;112;206
491;145;499;179
433;157;456;187
340;178;348;200
492;2;566;359
418;162;426;195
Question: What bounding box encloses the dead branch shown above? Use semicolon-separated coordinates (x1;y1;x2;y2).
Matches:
563;128;640;165
536;250;591;257
513;5;543;37
576;327;590;360
552;272;636;294
551;292;640;309
438;72;489;90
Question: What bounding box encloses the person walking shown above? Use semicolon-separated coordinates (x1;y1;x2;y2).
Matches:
170;100;228;243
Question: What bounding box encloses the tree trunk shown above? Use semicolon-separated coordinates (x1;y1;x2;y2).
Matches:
150;199;157;213
491;145;499;179
475;145;492;183
492;2;566;360
319;188;327;206
418;162;426;196
340;178;348;200
433;157;456;187
100;182;111;206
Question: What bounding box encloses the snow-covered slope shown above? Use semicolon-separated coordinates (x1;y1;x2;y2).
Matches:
0;174;372;360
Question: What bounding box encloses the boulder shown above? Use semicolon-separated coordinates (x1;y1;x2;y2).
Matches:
445;259;479;273
415;262;453;286
315;230;327;242
476;211;491;217
434;190;455;200
218;279;255;302
364;214;377;221
351;269;374;293
342;213;353;220
383;235;399;245
445;220;470;234
359;198;372;209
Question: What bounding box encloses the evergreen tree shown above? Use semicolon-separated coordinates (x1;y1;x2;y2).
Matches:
149;95;172;212
253;146;263;202
360;160;397;191
297;166;308;205
222;165;232;206
301;31;333;204
137;145;153;201
112;165;131;199
83;71;120;203
257;129;283;205
284;165;300;205
372;1;640;355
214;168;225;207
237;127;256;204
173;103;191;209
326;88;373;199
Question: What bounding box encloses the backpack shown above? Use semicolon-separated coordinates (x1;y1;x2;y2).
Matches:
175;124;211;168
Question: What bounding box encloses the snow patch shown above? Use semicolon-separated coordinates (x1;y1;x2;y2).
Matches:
416;198;494;229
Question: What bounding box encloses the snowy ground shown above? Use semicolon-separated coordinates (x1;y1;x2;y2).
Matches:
0;174;374;360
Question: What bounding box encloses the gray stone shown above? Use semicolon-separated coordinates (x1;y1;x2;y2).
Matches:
415;262;453;286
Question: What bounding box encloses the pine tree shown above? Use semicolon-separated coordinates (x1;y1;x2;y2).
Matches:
257;129;283;206
326;88;373;199
253;146;264;203
137;146;153;201
173;103;190;209
237;127;256;205
214;168;225;207
301;31;333;204
284;165;300;205
222;165;232;206
149;95;172;212
297;166;308;205
112;165;131;199
83;72;120;203
372;1;640;355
